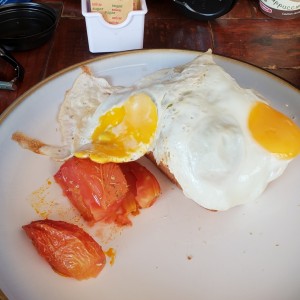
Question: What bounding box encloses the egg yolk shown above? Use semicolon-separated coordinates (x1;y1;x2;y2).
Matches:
248;101;300;159
75;93;158;163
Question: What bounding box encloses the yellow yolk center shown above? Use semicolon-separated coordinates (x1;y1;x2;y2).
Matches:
75;93;158;163
248;101;300;159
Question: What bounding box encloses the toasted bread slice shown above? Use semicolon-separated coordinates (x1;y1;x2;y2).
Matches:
146;152;181;189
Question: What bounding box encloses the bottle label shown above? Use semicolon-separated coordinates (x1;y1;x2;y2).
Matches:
260;0;300;19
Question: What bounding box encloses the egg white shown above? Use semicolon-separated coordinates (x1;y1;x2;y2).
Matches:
58;69;131;153
149;52;290;210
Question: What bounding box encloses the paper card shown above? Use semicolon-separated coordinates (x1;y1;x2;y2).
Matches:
90;0;140;24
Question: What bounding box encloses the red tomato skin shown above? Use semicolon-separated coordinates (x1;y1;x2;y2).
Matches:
121;162;161;208
22;219;106;280
54;157;128;224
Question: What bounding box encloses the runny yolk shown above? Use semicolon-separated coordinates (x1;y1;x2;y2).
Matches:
248;101;300;159
75;93;158;163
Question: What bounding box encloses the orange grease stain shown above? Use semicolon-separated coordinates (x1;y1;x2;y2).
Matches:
92;221;124;245
29;178;53;218
28;178;83;226
105;248;116;266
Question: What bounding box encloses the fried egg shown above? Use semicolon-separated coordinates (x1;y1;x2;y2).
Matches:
148;52;300;210
12;51;300;211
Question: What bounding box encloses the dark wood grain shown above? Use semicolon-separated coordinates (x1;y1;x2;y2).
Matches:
144;19;213;50
45;17;96;76
212;19;300;67
0;0;299;116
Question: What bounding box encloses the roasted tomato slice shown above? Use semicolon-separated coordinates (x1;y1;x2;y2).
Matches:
54;157;161;226
107;161;161;226
112;167;140;226
54;157;128;224
121;161;161;209
22;220;106;280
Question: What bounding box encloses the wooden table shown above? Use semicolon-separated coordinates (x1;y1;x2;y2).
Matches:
0;0;299;116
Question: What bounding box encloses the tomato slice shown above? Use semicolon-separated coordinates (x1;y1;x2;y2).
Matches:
22;220;106;280
121;161;161;209
54;157;161;226
54;157;128;224
113;167;139;226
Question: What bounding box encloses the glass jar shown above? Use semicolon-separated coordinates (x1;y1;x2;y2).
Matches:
259;0;300;19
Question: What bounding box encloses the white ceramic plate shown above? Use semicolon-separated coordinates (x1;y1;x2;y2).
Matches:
0;49;300;300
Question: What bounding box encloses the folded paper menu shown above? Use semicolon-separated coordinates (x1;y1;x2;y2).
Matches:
90;0;140;24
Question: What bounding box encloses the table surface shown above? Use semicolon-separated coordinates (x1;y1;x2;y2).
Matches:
0;0;299;116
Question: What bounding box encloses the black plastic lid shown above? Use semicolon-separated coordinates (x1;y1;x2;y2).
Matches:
0;2;57;51
173;0;236;20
